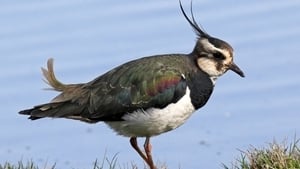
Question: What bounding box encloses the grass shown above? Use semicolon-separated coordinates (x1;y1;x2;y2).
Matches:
0;153;138;169
0;160;55;169
224;139;300;169
1;139;300;169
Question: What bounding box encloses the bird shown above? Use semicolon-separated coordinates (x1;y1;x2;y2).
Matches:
19;2;244;169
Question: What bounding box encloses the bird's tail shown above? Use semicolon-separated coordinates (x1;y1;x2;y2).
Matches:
19;58;92;122
42;58;67;92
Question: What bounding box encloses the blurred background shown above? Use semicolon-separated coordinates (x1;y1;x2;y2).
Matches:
1;0;300;168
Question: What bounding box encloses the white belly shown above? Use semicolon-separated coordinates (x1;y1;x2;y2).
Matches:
106;88;195;137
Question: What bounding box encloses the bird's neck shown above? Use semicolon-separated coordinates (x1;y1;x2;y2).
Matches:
185;69;214;110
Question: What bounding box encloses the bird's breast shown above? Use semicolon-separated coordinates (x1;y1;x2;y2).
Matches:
106;88;195;137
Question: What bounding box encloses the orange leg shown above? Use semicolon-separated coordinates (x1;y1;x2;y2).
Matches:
144;137;155;169
129;137;156;169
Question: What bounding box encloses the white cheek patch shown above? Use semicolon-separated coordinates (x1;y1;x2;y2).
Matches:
197;58;219;84
197;57;222;78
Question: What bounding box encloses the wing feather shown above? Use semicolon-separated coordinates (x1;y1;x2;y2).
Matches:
86;56;188;121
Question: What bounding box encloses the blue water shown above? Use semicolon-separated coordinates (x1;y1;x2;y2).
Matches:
1;0;300;168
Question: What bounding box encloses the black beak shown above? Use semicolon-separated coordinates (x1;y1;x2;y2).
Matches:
229;62;245;77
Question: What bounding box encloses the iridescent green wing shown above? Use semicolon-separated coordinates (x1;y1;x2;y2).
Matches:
86;56;188;121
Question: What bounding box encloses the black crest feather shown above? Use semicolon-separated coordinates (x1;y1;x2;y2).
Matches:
179;0;209;38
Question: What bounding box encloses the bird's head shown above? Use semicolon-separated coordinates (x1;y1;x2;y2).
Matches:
180;1;245;79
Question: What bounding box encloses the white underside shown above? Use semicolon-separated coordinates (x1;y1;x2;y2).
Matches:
106;88;195;137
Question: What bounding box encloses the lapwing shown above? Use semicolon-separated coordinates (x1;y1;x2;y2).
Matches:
19;2;244;169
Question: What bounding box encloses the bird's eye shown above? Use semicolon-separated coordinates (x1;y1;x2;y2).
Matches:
213;52;225;60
